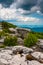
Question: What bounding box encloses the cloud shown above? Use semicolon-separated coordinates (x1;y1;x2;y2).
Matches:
0;4;16;20
0;0;43;21
39;0;43;13
17;16;39;22
0;3;40;23
9;0;43;14
0;0;14;7
0;0;43;14
14;0;37;9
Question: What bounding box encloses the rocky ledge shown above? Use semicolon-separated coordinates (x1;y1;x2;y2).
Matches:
9;27;31;39
0;46;43;65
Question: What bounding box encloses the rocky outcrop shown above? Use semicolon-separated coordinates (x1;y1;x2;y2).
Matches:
36;39;43;49
0;46;43;65
16;27;31;33
9;28;17;34
12;46;33;54
16;27;31;38
28;60;43;65
9;27;31;39
31;52;43;63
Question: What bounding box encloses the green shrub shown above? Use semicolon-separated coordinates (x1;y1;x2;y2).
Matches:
24;33;38;47
0;31;5;38
31;32;43;39
2;21;17;29
3;29;10;33
35;33;43;39
0;32;2;38
0;45;5;48
4;36;17;46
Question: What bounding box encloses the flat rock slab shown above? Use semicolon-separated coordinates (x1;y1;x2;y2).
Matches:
32;52;43;59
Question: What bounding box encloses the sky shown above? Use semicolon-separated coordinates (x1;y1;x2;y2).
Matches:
0;0;43;26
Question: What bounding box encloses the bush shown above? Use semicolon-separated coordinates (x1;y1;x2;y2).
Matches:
3;29;10;33
0;31;2;38
2;21;17;29
0;31;5;38
31;32;43;39
0;45;5;48
24;33;38;47
35;33;43;39
4;36;17;46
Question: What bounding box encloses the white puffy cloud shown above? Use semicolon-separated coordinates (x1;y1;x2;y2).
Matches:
0;3;41;23
0;4;19;20
0;4;3;9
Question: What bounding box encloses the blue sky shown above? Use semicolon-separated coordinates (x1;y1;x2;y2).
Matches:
0;0;43;26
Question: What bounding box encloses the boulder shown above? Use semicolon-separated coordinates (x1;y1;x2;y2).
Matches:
12;46;33;54
0;52;12;60
9;28;17;34
16;28;31;38
0;58;9;65
32;52;41;59
0;46;43;65
1;50;12;55
28;60;42;65
32;52;43;63
17;38;24;45
37;39;43;49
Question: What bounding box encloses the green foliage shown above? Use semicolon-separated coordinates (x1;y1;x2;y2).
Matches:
2;21;17;29
4;36;17;46
3;29;10;33
0;21;17;33
0;45;5;48
0;31;2;38
24;33;38;47
35;33;43;39
27;31;43;39
0;31;5;38
4;33;9;36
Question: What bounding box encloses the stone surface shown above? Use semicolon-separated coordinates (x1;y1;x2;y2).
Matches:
17;38;24;45
37;39;43;49
12;46;33;54
9;28;17;34
0;46;43;65
28;60;43;65
16;27;31;38
32;52;43;63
